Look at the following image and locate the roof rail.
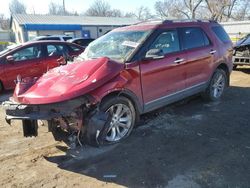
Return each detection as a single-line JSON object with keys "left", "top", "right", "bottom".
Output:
{"left": 163, "top": 19, "right": 218, "bottom": 24}
{"left": 134, "top": 19, "right": 218, "bottom": 26}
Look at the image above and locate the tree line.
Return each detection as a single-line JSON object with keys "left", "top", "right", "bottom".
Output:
{"left": 1, "top": 0, "right": 250, "bottom": 30}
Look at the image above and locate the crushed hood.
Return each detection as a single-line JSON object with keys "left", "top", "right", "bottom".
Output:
{"left": 13, "top": 57, "right": 124, "bottom": 104}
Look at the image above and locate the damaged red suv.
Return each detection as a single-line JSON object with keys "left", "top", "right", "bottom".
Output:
{"left": 4, "top": 20, "right": 233, "bottom": 146}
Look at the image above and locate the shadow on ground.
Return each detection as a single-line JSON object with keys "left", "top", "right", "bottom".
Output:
{"left": 234, "top": 66, "right": 250, "bottom": 74}
{"left": 45, "top": 85, "right": 250, "bottom": 188}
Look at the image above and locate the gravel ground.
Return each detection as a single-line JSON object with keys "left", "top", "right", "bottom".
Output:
{"left": 0, "top": 68, "right": 250, "bottom": 188}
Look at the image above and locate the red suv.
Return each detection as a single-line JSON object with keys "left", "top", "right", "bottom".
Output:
{"left": 4, "top": 20, "right": 233, "bottom": 146}
{"left": 0, "top": 41, "right": 84, "bottom": 92}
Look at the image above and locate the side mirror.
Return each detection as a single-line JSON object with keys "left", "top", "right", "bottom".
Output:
{"left": 145, "top": 49, "right": 164, "bottom": 60}
{"left": 6, "top": 55, "right": 14, "bottom": 63}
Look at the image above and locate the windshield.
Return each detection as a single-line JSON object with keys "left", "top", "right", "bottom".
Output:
{"left": 79, "top": 30, "right": 151, "bottom": 62}
{"left": 0, "top": 44, "right": 21, "bottom": 56}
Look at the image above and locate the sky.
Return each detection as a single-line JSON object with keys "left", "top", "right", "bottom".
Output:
{"left": 0, "top": 0, "right": 157, "bottom": 17}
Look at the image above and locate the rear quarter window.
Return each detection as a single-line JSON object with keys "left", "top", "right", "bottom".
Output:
{"left": 212, "top": 26, "right": 231, "bottom": 43}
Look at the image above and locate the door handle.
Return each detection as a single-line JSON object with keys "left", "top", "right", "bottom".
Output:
{"left": 210, "top": 50, "right": 216, "bottom": 55}
{"left": 174, "top": 58, "right": 184, "bottom": 64}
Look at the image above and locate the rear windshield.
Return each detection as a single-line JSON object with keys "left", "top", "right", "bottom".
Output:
{"left": 212, "top": 26, "right": 231, "bottom": 43}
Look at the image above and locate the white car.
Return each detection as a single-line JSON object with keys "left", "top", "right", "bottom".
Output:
{"left": 32, "top": 35, "right": 72, "bottom": 42}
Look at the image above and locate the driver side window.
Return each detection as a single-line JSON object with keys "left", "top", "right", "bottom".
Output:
{"left": 150, "top": 30, "right": 180, "bottom": 54}
{"left": 12, "top": 45, "right": 42, "bottom": 62}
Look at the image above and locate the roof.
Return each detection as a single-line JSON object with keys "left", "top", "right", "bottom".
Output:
{"left": 12, "top": 14, "right": 139, "bottom": 26}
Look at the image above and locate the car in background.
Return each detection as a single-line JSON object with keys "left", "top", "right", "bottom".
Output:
{"left": 32, "top": 35, "right": 73, "bottom": 41}
{"left": 0, "top": 41, "right": 84, "bottom": 92}
{"left": 67, "top": 38, "right": 95, "bottom": 48}
{"left": 233, "top": 34, "right": 250, "bottom": 69}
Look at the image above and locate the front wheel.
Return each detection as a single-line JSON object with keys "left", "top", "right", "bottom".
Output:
{"left": 0, "top": 81, "right": 3, "bottom": 93}
{"left": 202, "top": 69, "right": 227, "bottom": 101}
{"left": 99, "top": 96, "right": 136, "bottom": 144}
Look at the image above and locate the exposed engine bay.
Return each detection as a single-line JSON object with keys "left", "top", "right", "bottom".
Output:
{"left": 3, "top": 96, "right": 111, "bottom": 147}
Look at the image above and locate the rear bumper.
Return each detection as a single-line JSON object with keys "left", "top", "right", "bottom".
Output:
{"left": 3, "top": 96, "right": 89, "bottom": 121}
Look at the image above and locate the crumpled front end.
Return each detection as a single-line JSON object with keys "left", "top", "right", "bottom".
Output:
{"left": 3, "top": 95, "right": 110, "bottom": 147}
{"left": 3, "top": 57, "right": 124, "bottom": 147}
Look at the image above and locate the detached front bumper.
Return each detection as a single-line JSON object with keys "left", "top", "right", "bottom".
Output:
{"left": 3, "top": 96, "right": 90, "bottom": 121}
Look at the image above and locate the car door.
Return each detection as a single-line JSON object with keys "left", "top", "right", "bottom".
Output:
{"left": 139, "top": 29, "right": 187, "bottom": 111}
{"left": 3, "top": 44, "right": 43, "bottom": 89}
{"left": 179, "top": 27, "right": 215, "bottom": 88}
{"left": 43, "top": 43, "right": 66, "bottom": 71}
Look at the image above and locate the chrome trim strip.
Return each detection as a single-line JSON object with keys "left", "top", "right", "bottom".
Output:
{"left": 145, "top": 82, "right": 207, "bottom": 106}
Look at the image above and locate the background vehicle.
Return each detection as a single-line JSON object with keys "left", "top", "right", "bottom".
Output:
{"left": 4, "top": 19, "right": 233, "bottom": 147}
{"left": 0, "top": 41, "right": 84, "bottom": 92}
{"left": 233, "top": 34, "right": 250, "bottom": 69}
{"left": 32, "top": 35, "right": 73, "bottom": 41}
{"left": 67, "top": 38, "right": 95, "bottom": 48}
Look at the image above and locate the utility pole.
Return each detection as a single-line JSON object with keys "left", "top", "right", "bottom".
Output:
{"left": 63, "top": 0, "right": 65, "bottom": 14}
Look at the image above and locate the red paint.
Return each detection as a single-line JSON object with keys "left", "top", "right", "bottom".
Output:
{"left": 10, "top": 21, "right": 233, "bottom": 113}
{"left": 13, "top": 57, "right": 124, "bottom": 104}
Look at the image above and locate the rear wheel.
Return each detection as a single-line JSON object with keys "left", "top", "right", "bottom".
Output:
{"left": 99, "top": 96, "right": 136, "bottom": 144}
{"left": 202, "top": 69, "right": 227, "bottom": 101}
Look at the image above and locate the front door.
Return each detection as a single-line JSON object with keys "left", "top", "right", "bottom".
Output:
{"left": 139, "top": 29, "right": 187, "bottom": 111}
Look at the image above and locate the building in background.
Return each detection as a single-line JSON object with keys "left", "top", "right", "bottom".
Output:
{"left": 0, "top": 27, "right": 13, "bottom": 51}
{"left": 10, "top": 14, "right": 139, "bottom": 43}
{"left": 221, "top": 20, "right": 250, "bottom": 43}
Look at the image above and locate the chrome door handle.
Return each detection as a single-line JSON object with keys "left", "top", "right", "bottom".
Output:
{"left": 174, "top": 58, "right": 184, "bottom": 64}
{"left": 210, "top": 50, "right": 216, "bottom": 54}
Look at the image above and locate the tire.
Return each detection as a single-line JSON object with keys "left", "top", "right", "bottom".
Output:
{"left": 0, "top": 81, "right": 3, "bottom": 93}
{"left": 99, "top": 96, "right": 136, "bottom": 144}
{"left": 202, "top": 69, "right": 227, "bottom": 101}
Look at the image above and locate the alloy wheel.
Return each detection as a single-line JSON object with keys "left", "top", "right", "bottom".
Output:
{"left": 105, "top": 103, "right": 132, "bottom": 142}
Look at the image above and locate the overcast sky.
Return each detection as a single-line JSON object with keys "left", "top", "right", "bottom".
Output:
{"left": 0, "top": 0, "right": 156, "bottom": 17}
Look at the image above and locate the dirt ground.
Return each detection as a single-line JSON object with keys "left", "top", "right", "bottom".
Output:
{"left": 0, "top": 68, "right": 250, "bottom": 188}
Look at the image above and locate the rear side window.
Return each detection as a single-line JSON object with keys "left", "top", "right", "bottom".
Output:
{"left": 212, "top": 26, "right": 231, "bottom": 43}
{"left": 180, "top": 27, "right": 210, "bottom": 50}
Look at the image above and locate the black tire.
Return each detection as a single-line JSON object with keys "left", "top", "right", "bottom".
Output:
{"left": 202, "top": 69, "right": 227, "bottom": 101}
{"left": 98, "top": 96, "right": 136, "bottom": 144}
{"left": 0, "top": 81, "right": 3, "bottom": 93}
{"left": 233, "top": 65, "right": 237, "bottom": 70}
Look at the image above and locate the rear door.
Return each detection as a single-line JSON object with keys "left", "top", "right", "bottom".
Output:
{"left": 139, "top": 29, "right": 187, "bottom": 111}
{"left": 4, "top": 44, "right": 43, "bottom": 89}
{"left": 179, "top": 27, "right": 215, "bottom": 88}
